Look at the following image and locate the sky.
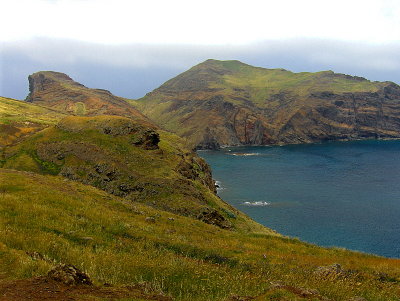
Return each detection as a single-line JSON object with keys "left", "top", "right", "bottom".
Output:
{"left": 1, "top": 0, "right": 399, "bottom": 100}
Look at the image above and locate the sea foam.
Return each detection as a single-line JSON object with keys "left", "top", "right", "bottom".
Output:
{"left": 243, "top": 201, "right": 271, "bottom": 206}
{"left": 230, "top": 153, "right": 260, "bottom": 156}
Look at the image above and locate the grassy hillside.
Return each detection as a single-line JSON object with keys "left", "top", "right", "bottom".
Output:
{"left": 1, "top": 114, "right": 269, "bottom": 233}
{"left": 132, "top": 59, "right": 400, "bottom": 149}
{"left": 1, "top": 168, "right": 400, "bottom": 300}
{"left": 0, "top": 96, "right": 66, "bottom": 148}
{"left": 145, "top": 59, "right": 384, "bottom": 106}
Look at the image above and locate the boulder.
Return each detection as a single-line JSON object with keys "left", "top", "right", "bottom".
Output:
{"left": 197, "top": 208, "right": 232, "bottom": 229}
{"left": 47, "top": 264, "right": 92, "bottom": 286}
{"left": 314, "top": 263, "right": 345, "bottom": 279}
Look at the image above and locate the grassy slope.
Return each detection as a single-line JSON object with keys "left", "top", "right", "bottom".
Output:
{"left": 133, "top": 59, "right": 385, "bottom": 109}
{"left": 1, "top": 168, "right": 400, "bottom": 300}
{"left": 0, "top": 96, "right": 66, "bottom": 148}
{"left": 208, "top": 60, "right": 383, "bottom": 104}
{"left": 1, "top": 114, "right": 268, "bottom": 233}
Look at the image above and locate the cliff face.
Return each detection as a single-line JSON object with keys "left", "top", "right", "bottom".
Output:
{"left": 134, "top": 60, "right": 400, "bottom": 149}
{"left": 276, "top": 86, "right": 400, "bottom": 144}
{"left": 26, "top": 71, "right": 149, "bottom": 123}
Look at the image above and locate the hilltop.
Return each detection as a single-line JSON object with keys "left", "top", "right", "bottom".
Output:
{"left": 133, "top": 59, "right": 400, "bottom": 149}
{"left": 26, "top": 71, "right": 150, "bottom": 123}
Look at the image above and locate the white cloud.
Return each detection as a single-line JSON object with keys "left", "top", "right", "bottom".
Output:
{"left": 2, "top": 0, "right": 399, "bottom": 45}
{"left": 4, "top": 37, "right": 400, "bottom": 73}
{"left": 2, "top": 37, "right": 400, "bottom": 100}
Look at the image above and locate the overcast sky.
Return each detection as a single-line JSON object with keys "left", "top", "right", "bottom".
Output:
{"left": 1, "top": 0, "right": 399, "bottom": 99}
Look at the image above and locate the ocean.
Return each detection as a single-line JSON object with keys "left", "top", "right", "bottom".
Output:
{"left": 199, "top": 140, "right": 400, "bottom": 258}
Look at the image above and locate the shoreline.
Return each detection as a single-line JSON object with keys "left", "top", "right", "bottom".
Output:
{"left": 197, "top": 137, "right": 400, "bottom": 152}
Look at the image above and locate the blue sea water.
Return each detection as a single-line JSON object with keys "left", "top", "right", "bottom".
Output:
{"left": 199, "top": 140, "right": 400, "bottom": 258}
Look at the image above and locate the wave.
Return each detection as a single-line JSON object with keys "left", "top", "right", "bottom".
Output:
{"left": 242, "top": 201, "right": 271, "bottom": 206}
{"left": 229, "top": 152, "right": 261, "bottom": 157}
{"left": 214, "top": 180, "right": 225, "bottom": 191}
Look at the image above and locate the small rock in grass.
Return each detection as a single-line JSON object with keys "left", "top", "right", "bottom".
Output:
{"left": 314, "top": 263, "right": 345, "bottom": 279}
{"left": 228, "top": 295, "right": 255, "bottom": 301}
{"left": 47, "top": 263, "right": 92, "bottom": 286}
{"left": 347, "top": 297, "right": 367, "bottom": 301}
{"left": 145, "top": 216, "right": 156, "bottom": 223}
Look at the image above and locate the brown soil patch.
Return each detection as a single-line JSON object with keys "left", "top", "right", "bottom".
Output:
{"left": 0, "top": 276, "right": 172, "bottom": 301}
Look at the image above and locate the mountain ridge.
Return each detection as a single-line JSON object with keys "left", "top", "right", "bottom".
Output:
{"left": 133, "top": 59, "right": 400, "bottom": 149}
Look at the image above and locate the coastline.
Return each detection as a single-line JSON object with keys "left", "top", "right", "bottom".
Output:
{"left": 197, "top": 137, "right": 400, "bottom": 151}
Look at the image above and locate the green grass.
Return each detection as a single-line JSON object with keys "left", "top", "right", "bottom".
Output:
{"left": 0, "top": 168, "right": 399, "bottom": 300}
{"left": 74, "top": 102, "right": 87, "bottom": 115}
{"left": 145, "top": 59, "right": 384, "bottom": 106}
{"left": 0, "top": 96, "right": 66, "bottom": 147}
{"left": 0, "top": 96, "right": 65, "bottom": 125}
{"left": 215, "top": 60, "right": 380, "bottom": 94}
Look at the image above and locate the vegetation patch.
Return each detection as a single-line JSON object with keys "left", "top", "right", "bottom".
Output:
{"left": 74, "top": 102, "right": 86, "bottom": 115}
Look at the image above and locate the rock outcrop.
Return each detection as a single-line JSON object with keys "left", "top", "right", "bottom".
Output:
{"left": 135, "top": 59, "right": 400, "bottom": 149}
{"left": 197, "top": 207, "right": 232, "bottom": 229}
{"left": 47, "top": 264, "right": 92, "bottom": 286}
{"left": 26, "top": 71, "right": 149, "bottom": 123}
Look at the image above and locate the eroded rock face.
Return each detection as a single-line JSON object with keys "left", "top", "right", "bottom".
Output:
{"left": 131, "top": 128, "right": 160, "bottom": 150}
{"left": 175, "top": 153, "right": 216, "bottom": 192}
{"left": 181, "top": 87, "right": 400, "bottom": 149}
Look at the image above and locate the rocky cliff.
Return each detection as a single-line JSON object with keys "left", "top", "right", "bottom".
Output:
{"left": 26, "top": 71, "right": 149, "bottom": 123}
{"left": 134, "top": 59, "right": 400, "bottom": 149}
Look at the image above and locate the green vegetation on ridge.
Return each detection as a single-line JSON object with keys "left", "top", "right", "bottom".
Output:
{"left": 139, "top": 59, "right": 384, "bottom": 106}
{"left": 208, "top": 60, "right": 383, "bottom": 103}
